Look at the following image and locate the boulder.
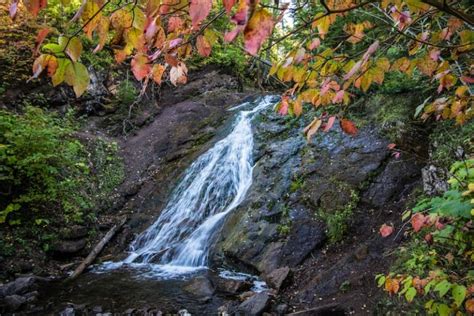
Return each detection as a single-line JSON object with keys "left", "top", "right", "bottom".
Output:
{"left": 60, "top": 225, "right": 88, "bottom": 240}
{"left": 0, "top": 276, "right": 38, "bottom": 297}
{"left": 52, "top": 239, "right": 86, "bottom": 254}
{"left": 237, "top": 292, "right": 270, "bottom": 316}
{"left": 263, "top": 267, "right": 290, "bottom": 291}
{"left": 215, "top": 278, "right": 252, "bottom": 295}
{"left": 184, "top": 276, "right": 215, "bottom": 299}
{"left": 3, "top": 294, "right": 26, "bottom": 311}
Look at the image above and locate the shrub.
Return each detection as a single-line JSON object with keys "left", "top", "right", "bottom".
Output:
{"left": 376, "top": 160, "right": 474, "bottom": 315}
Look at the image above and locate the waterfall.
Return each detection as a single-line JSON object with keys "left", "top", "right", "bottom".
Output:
{"left": 101, "top": 96, "right": 275, "bottom": 278}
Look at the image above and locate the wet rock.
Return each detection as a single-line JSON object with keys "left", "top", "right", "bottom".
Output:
{"left": 275, "top": 304, "right": 289, "bottom": 315}
{"left": 60, "top": 307, "right": 75, "bottom": 316}
{"left": 52, "top": 239, "right": 87, "bottom": 254}
{"left": 422, "top": 165, "right": 449, "bottom": 196}
{"left": 363, "top": 158, "right": 422, "bottom": 207}
{"left": 3, "top": 294, "right": 26, "bottom": 311}
{"left": 239, "top": 291, "right": 255, "bottom": 301}
{"left": 0, "top": 276, "right": 39, "bottom": 297}
{"left": 215, "top": 278, "right": 252, "bottom": 295}
{"left": 60, "top": 225, "right": 88, "bottom": 240}
{"left": 237, "top": 292, "right": 270, "bottom": 316}
{"left": 263, "top": 267, "right": 290, "bottom": 291}
{"left": 218, "top": 301, "right": 240, "bottom": 315}
{"left": 184, "top": 276, "right": 215, "bottom": 299}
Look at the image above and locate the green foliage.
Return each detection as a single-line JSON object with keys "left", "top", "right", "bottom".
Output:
{"left": 378, "top": 71, "right": 426, "bottom": 95}
{"left": 429, "top": 120, "right": 474, "bottom": 169}
{"left": 290, "top": 177, "right": 305, "bottom": 193}
{"left": 189, "top": 43, "right": 248, "bottom": 77}
{"left": 377, "top": 160, "right": 474, "bottom": 315}
{"left": 318, "top": 189, "right": 359, "bottom": 243}
{"left": 115, "top": 79, "right": 139, "bottom": 107}
{"left": 0, "top": 107, "right": 124, "bottom": 227}
{"left": 0, "top": 107, "right": 89, "bottom": 224}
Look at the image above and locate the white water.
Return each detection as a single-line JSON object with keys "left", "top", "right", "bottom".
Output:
{"left": 99, "top": 96, "right": 274, "bottom": 278}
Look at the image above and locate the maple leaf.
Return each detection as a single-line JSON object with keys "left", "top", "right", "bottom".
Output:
{"left": 170, "top": 62, "right": 188, "bottom": 86}
{"left": 379, "top": 224, "right": 394, "bottom": 237}
{"left": 196, "top": 35, "right": 211, "bottom": 57}
{"left": 411, "top": 213, "right": 426, "bottom": 232}
{"left": 340, "top": 119, "right": 358, "bottom": 136}
{"left": 243, "top": 8, "right": 274, "bottom": 55}
{"left": 189, "top": 0, "right": 212, "bottom": 29}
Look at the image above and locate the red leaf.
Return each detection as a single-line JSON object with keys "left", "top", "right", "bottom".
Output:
{"left": 26, "top": 0, "right": 47, "bottom": 17}
{"left": 308, "top": 38, "right": 320, "bottom": 50}
{"left": 224, "top": 25, "right": 244, "bottom": 42}
{"left": 277, "top": 96, "right": 289, "bottom": 115}
{"left": 323, "top": 116, "right": 336, "bottom": 132}
{"left": 196, "top": 35, "right": 211, "bottom": 57}
{"left": 189, "top": 0, "right": 212, "bottom": 29}
{"left": 461, "top": 76, "right": 474, "bottom": 84}
{"left": 34, "top": 28, "right": 50, "bottom": 56}
{"left": 379, "top": 224, "right": 394, "bottom": 237}
{"left": 424, "top": 233, "right": 433, "bottom": 243}
{"left": 387, "top": 143, "right": 396, "bottom": 150}
{"left": 340, "top": 119, "right": 358, "bottom": 136}
{"left": 223, "top": 0, "right": 236, "bottom": 14}
{"left": 164, "top": 54, "right": 179, "bottom": 67}
{"left": 243, "top": 8, "right": 274, "bottom": 55}
{"left": 411, "top": 213, "right": 426, "bottom": 232}
{"left": 168, "top": 16, "right": 183, "bottom": 33}
{"left": 131, "top": 54, "right": 151, "bottom": 81}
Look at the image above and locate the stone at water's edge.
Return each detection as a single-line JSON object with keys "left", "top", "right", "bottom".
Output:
{"left": 237, "top": 292, "right": 270, "bottom": 315}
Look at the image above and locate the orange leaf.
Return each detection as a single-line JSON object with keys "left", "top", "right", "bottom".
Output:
{"left": 164, "top": 54, "right": 179, "bottom": 67}
{"left": 340, "top": 119, "right": 358, "bottom": 136}
{"left": 131, "top": 54, "right": 151, "bottom": 81}
{"left": 196, "top": 35, "right": 211, "bottom": 57}
{"left": 379, "top": 224, "right": 394, "bottom": 237}
{"left": 411, "top": 213, "right": 426, "bottom": 232}
{"left": 293, "top": 99, "right": 302, "bottom": 117}
{"left": 304, "top": 118, "right": 322, "bottom": 141}
{"left": 387, "top": 143, "right": 396, "bottom": 150}
{"left": 34, "top": 28, "right": 50, "bottom": 56}
{"left": 466, "top": 299, "right": 474, "bottom": 313}
{"left": 151, "top": 64, "right": 166, "bottom": 85}
{"left": 384, "top": 277, "right": 400, "bottom": 295}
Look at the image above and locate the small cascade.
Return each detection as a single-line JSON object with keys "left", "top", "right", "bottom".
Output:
{"left": 101, "top": 96, "right": 275, "bottom": 277}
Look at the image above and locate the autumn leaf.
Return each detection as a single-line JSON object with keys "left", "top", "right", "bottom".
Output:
{"left": 93, "top": 17, "right": 110, "bottom": 53}
{"left": 340, "top": 119, "right": 358, "bottom": 136}
{"left": 9, "top": 0, "right": 19, "bottom": 19}
{"left": 189, "top": 0, "right": 212, "bottom": 29}
{"left": 34, "top": 28, "right": 50, "bottom": 56}
{"left": 31, "top": 54, "right": 58, "bottom": 79}
{"left": 196, "top": 35, "right": 211, "bottom": 57}
{"left": 323, "top": 116, "right": 336, "bottom": 132}
{"left": 304, "top": 117, "right": 322, "bottom": 141}
{"left": 308, "top": 38, "right": 321, "bottom": 50}
{"left": 411, "top": 213, "right": 426, "bottom": 232}
{"left": 277, "top": 96, "right": 290, "bottom": 115}
{"left": 131, "top": 54, "right": 151, "bottom": 81}
{"left": 244, "top": 8, "right": 274, "bottom": 55}
{"left": 379, "top": 224, "right": 394, "bottom": 237}
{"left": 384, "top": 277, "right": 400, "bottom": 295}
{"left": 65, "top": 37, "right": 83, "bottom": 62}
{"left": 151, "top": 64, "right": 166, "bottom": 85}
{"left": 170, "top": 62, "right": 188, "bottom": 86}
{"left": 25, "top": 0, "right": 47, "bottom": 17}
{"left": 466, "top": 299, "right": 474, "bottom": 313}
{"left": 223, "top": 0, "right": 236, "bottom": 14}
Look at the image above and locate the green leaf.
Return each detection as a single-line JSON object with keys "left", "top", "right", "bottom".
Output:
{"left": 434, "top": 279, "right": 452, "bottom": 298}
{"left": 436, "top": 303, "right": 451, "bottom": 316}
{"left": 405, "top": 287, "right": 416, "bottom": 302}
{"left": 376, "top": 275, "right": 386, "bottom": 287}
{"left": 64, "top": 62, "right": 90, "bottom": 97}
{"left": 451, "top": 284, "right": 466, "bottom": 307}
{"left": 52, "top": 58, "right": 71, "bottom": 87}
{"left": 65, "top": 37, "right": 83, "bottom": 62}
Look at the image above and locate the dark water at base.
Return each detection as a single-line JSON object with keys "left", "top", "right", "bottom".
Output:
{"left": 37, "top": 269, "right": 228, "bottom": 314}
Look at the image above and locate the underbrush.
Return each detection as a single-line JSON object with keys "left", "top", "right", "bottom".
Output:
{"left": 376, "top": 159, "right": 474, "bottom": 315}
{"left": 0, "top": 106, "right": 124, "bottom": 253}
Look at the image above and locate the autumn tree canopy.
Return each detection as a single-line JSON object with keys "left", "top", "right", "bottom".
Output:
{"left": 7, "top": 0, "right": 473, "bottom": 134}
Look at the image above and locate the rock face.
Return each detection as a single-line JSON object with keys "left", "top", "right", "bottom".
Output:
{"left": 213, "top": 108, "right": 424, "bottom": 278}
{"left": 237, "top": 292, "right": 270, "bottom": 316}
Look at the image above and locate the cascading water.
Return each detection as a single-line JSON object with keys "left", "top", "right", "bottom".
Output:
{"left": 100, "top": 96, "right": 275, "bottom": 278}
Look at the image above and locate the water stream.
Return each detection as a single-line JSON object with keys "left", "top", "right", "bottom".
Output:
{"left": 99, "top": 96, "right": 275, "bottom": 278}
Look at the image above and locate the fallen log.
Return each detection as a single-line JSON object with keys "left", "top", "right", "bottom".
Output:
{"left": 68, "top": 217, "right": 127, "bottom": 280}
